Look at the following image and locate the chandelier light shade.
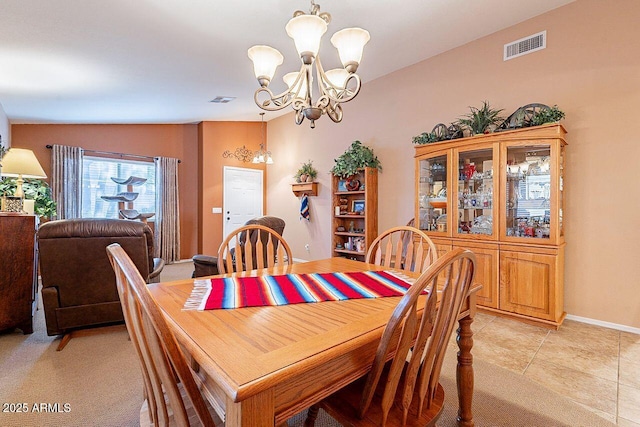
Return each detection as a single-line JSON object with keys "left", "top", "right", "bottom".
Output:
{"left": 325, "top": 68, "right": 349, "bottom": 89}
{"left": 248, "top": 0, "right": 370, "bottom": 128}
{"left": 247, "top": 45, "right": 284, "bottom": 87}
{"left": 330, "top": 28, "right": 371, "bottom": 73}
{"left": 285, "top": 15, "right": 327, "bottom": 62}
{"left": 283, "top": 71, "right": 312, "bottom": 99}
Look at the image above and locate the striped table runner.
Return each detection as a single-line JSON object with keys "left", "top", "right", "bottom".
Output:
{"left": 183, "top": 270, "right": 417, "bottom": 310}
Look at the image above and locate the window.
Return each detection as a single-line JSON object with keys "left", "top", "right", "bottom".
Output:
{"left": 81, "top": 156, "right": 156, "bottom": 220}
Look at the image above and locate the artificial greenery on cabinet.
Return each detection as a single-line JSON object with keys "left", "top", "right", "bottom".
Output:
{"left": 411, "top": 102, "right": 565, "bottom": 145}
{"left": 531, "top": 105, "right": 565, "bottom": 126}
{"left": 457, "top": 101, "right": 504, "bottom": 135}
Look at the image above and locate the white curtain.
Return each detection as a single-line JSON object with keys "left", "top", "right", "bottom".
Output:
{"left": 51, "top": 144, "right": 82, "bottom": 219}
{"left": 155, "top": 157, "right": 180, "bottom": 263}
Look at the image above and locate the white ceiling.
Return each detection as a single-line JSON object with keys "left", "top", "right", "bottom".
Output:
{"left": 0, "top": 0, "right": 575, "bottom": 124}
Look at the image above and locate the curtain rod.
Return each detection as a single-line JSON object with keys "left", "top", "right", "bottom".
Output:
{"left": 45, "top": 145, "right": 181, "bottom": 163}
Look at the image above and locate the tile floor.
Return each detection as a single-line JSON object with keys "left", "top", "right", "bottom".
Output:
{"left": 468, "top": 312, "right": 640, "bottom": 426}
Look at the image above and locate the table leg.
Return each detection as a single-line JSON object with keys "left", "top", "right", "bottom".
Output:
{"left": 456, "top": 315, "right": 474, "bottom": 427}
{"left": 225, "top": 389, "right": 275, "bottom": 426}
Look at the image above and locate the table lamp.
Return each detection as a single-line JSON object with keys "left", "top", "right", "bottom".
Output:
{"left": 0, "top": 148, "right": 47, "bottom": 198}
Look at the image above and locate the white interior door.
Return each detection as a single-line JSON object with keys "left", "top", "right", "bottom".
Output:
{"left": 223, "top": 166, "right": 263, "bottom": 241}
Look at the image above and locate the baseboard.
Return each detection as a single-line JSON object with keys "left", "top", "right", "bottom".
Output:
{"left": 172, "top": 259, "right": 194, "bottom": 264}
{"left": 292, "top": 257, "right": 308, "bottom": 263}
{"left": 566, "top": 314, "right": 640, "bottom": 335}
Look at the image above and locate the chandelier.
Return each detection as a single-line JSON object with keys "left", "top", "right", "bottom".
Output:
{"left": 252, "top": 113, "right": 273, "bottom": 164}
{"left": 252, "top": 144, "right": 273, "bottom": 164}
{"left": 248, "top": 0, "right": 370, "bottom": 129}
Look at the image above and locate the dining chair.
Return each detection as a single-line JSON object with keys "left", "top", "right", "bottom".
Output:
{"left": 305, "top": 247, "right": 476, "bottom": 427}
{"left": 106, "top": 243, "right": 222, "bottom": 427}
{"left": 366, "top": 225, "right": 438, "bottom": 273}
{"left": 217, "top": 223, "right": 293, "bottom": 274}
{"left": 192, "top": 216, "right": 286, "bottom": 277}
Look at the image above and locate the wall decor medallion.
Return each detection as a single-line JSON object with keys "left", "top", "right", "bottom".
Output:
{"left": 222, "top": 145, "right": 254, "bottom": 163}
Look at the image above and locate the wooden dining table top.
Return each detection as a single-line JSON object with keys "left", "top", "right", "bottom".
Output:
{"left": 147, "top": 257, "right": 478, "bottom": 426}
{"left": 148, "top": 257, "right": 408, "bottom": 395}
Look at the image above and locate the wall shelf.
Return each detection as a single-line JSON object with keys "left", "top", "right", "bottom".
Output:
{"left": 291, "top": 182, "right": 318, "bottom": 197}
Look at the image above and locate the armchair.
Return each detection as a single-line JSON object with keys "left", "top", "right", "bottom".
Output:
{"left": 37, "top": 218, "right": 165, "bottom": 346}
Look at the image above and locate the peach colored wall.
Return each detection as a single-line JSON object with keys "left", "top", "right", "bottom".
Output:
{"left": 198, "top": 121, "right": 266, "bottom": 256}
{"left": 10, "top": 124, "right": 199, "bottom": 260}
{"left": 267, "top": 0, "right": 640, "bottom": 328}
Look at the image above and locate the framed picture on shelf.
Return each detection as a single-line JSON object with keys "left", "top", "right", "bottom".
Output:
{"left": 338, "top": 180, "right": 347, "bottom": 192}
{"left": 352, "top": 199, "right": 365, "bottom": 213}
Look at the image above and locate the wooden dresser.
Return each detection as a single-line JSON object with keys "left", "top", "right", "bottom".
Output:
{"left": 0, "top": 213, "right": 38, "bottom": 334}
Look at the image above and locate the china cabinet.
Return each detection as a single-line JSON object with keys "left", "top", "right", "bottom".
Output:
{"left": 332, "top": 167, "right": 378, "bottom": 260}
{"left": 414, "top": 124, "right": 566, "bottom": 327}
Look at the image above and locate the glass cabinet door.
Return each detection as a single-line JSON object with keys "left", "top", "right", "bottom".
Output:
{"left": 455, "top": 147, "right": 496, "bottom": 238}
{"left": 417, "top": 153, "right": 448, "bottom": 233}
{"left": 504, "top": 144, "right": 552, "bottom": 240}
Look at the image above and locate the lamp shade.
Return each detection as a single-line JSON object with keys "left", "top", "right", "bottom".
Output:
{"left": 248, "top": 45, "right": 284, "bottom": 85}
{"left": 325, "top": 68, "right": 349, "bottom": 89}
{"left": 285, "top": 14, "right": 327, "bottom": 60}
{"left": 283, "top": 71, "right": 312, "bottom": 99}
{"left": 0, "top": 148, "right": 47, "bottom": 179}
{"left": 331, "top": 27, "right": 370, "bottom": 72}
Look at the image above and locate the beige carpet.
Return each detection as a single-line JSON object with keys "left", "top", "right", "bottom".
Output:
{"left": 0, "top": 261, "right": 615, "bottom": 427}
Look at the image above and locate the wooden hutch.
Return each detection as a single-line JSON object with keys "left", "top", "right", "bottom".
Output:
{"left": 415, "top": 124, "right": 567, "bottom": 328}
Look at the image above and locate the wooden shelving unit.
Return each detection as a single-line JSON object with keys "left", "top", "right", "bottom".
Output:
{"left": 331, "top": 167, "right": 378, "bottom": 260}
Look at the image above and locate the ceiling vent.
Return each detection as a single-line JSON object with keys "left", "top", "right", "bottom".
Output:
{"left": 209, "top": 96, "right": 236, "bottom": 103}
{"left": 504, "top": 31, "right": 546, "bottom": 61}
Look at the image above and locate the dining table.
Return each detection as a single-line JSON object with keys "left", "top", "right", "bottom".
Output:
{"left": 147, "top": 257, "right": 478, "bottom": 427}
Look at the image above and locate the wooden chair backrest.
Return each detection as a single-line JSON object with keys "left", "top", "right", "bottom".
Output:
{"left": 359, "top": 247, "right": 475, "bottom": 426}
{"left": 106, "top": 243, "right": 217, "bottom": 427}
{"left": 366, "top": 226, "right": 438, "bottom": 273}
{"left": 217, "top": 224, "right": 293, "bottom": 274}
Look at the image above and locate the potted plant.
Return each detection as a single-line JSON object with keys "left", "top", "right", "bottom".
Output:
{"left": 412, "top": 131, "right": 439, "bottom": 145}
{"left": 294, "top": 160, "right": 318, "bottom": 183}
{"left": 330, "top": 140, "right": 382, "bottom": 179}
{"left": 457, "top": 101, "right": 504, "bottom": 135}
{"left": 531, "top": 105, "right": 565, "bottom": 126}
{"left": 0, "top": 177, "right": 57, "bottom": 219}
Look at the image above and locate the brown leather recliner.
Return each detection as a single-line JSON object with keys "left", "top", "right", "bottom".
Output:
{"left": 192, "top": 216, "right": 286, "bottom": 277}
{"left": 37, "top": 218, "right": 165, "bottom": 336}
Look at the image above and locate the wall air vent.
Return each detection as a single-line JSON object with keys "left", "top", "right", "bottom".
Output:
{"left": 504, "top": 31, "right": 546, "bottom": 61}
{"left": 209, "top": 96, "right": 236, "bottom": 103}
